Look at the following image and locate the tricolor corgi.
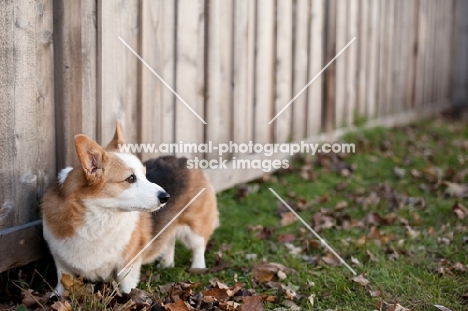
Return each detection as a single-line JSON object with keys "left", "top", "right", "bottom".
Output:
{"left": 42, "top": 121, "right": 219, "bottom": 295}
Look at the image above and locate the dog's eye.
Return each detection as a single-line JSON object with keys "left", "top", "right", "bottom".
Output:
{"left": 125, "top": 174, "right": 137, "bottom": 183}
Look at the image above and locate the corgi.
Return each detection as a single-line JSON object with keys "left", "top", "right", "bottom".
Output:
{"left": 42, "top": 121, "right": 219, "bottom": 295}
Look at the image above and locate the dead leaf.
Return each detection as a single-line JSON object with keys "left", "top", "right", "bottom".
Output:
{"left": 434, "top": 305, "right": 453, "bottom": 311}
{"left": 452, "top": 202, "right": 468, "bottom": 219}
{"left": 164, "top": 300, "right": 190, "bottom": 311}
{"left": 351, "top": 273, "right": 370, "bottom": 287}
{"left": 443, "top": 181, "right": 468, "bottom": 197}
{"left": 51, "top": 301, "right": 72, "bottom": 311}
{"left": 280, "top": 212, "right": 297, "bottom": 226}
{"left": 240, "top": 296, "right": 264, "bottom": 311}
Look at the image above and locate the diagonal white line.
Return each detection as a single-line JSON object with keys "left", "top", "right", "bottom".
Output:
{"left": 118, "top": 36, "right": 207, "bottom": 125}
{"left": 269, "top": 188, "right": 357, "bottom": 276}
{"left": 117, "top": 188, "right": 206, "bottom": 277}
{"left": 268, "top": 37, "right": 357, "bottom": 125}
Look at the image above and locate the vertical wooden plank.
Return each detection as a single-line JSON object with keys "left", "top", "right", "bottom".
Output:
{"left": 232, "top": 0, "right": 254, "bottom": 148}
{"left": 357, "top": 0, "right": 369, "bottom": 117}
{"left": 206, "top": 0, "right": 233, "bottom": 159}
{"left": 140, "top": 0, "right": 162, "bottom": 161}
{"left": 424, "top": 0, "right": 434, "bottom": 106}
{"left": 0, "top": 0, "right": 55, "bottom": 230}
{"left": 393, "top": 0, "right": 403, "bottom": 113}
{"left": 99, "top": 1, "right": 140, "bottom": 146}
{"left": 254, "top": 0, "right": 275, "bottom": 143}
{"left": 161, "top": 1, "right": 176, "bottom": 154}
{"left": 405, "top": 0, "right": 417, "bottom": 109}
{"left": 307, "top": 0, "right": 324, "bottom": 135}
{"left": 324, "top": 0, "right": 336, "bottom": 132}
{"left": 414, "top": 0, "right": 426, "bottom": 109}
{"left": 140, "top": 1, "right": 176, "bottom": 160}
{"left": 384, "top": 0, "right": 395, "bottom": 115}
{"left": 275, "top": 0, "right": 293, "bottom": 142}
{"left": 334, "top": 0, "right": 347, "bottom": 128}
{"left": 366, "top": 0, "right": 379, "bottom": 118}
{"left": 292, "top": 0, "right": 309, "bottom": 140}
{"left": 345, "top": 0, "right": 358, "bottom": 126}
{"left": 377, "top": 0, "right": 386, "bottom": 116}
{"left": 176, "top": 0, "right": 205, "bottom": 158}
{"left": 35, "top": 0, "right": 56, "bottom": 195}
{"left": 205, "top": 0, "right": 220, "bottom": 159}
{"left": 81, "top": 0, "right": 97, "bottom": 139}
{"left": 443, "top": 0, "right": 455, "bottom": 99}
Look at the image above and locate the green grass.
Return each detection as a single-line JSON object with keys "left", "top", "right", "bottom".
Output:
{"left": 140, "top": 117, "right": 468, "bottom": 310}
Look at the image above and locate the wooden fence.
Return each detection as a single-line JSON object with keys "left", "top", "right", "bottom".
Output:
{"left": 0, "top": 0, "right": 467, "bottom": 272}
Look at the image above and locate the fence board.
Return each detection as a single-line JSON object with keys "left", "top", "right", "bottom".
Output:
{"left": 357, "top": 0, "right": 369, "bottom": 117}
{"left": 307, "top": 0, "right": 324, "bottom": 135}
{"left": 140, "top": 0, "right": 163, "bottom": 161}
{"left": 405, "top": 0, "right": 417, "bottom": 109}
{"left": 254, "top": 0, "right": 275, "bottom": 144}
{"left": 274, "top": 0, "right": 293, "bottom": 143}
{"left": 176, "top": 0, "right": 205, "bottom": 158}
{"left": 99, "top": 1, "right": 140, "bottom": 146}
{"left": 335, "top": 0, "right": 347, "bottom": 128}
{"left": 205, "top": 0, "right": 220, "bottom": 159}
{"left": 292, "top": 0, "right": 309, "bottom": 140}
{"left": 0, "top": 0, "right": 55, "bottom": 232}
{"left": 345, "top": 0, "right": 358, "bottom": 126}
{"left": 366, "top": 0, "right": 379, "bottom": 118}
{"left": 232, "top": 0, "right": 254, "bottom": 149}
{"left": 324, "top": 0, "right": 336, "bottom": 132}
{"left": 81, "top": 0, "right": 98, "bottom": 140}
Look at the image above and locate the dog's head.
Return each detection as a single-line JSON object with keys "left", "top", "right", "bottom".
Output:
{"left": 73, "top": 121, "right": 169, "bottom": 212}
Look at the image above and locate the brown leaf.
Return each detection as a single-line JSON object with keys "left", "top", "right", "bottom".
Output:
{"left": 202, "top": 287, "right": 229, "bottom": 301}
{"left": 452, "top": 202, "right": 468, "bottom": 219}
{"left": 252, "top": 263, "right": 291, "bottom": 283}
{"left": 443, "top": 181, "right": 468, "bottom": 198}
{"left": 164, "top": 300, "right": 190, "bottom": 311}
{"left": 280, "top": 212, "right": 297, "bottom": 226}
{"left": 240, "top": 296, "right": 265, "bottom": 311}
{"left": 351, "top": 273, "right": 370, "bottom": 287}
{"left": 128, "top": 288, "right": 152, "bottom": 308}
{"left": 321, "top": 253, "right": 340, "bottom": 267}
{"left": 51, "top": 301, "right": 72, "bottom": 311}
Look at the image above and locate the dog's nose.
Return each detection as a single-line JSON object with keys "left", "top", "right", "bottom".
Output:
{"left": 158, "top": 191, "right": 170, "bottom": 204}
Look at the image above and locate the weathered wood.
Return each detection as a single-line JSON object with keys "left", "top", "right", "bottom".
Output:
{"left": 357, "top": 0, "right": 369, "bottom": 117}
{"left": 0, "top": 0, "right": 55, "bottom": 233}
{"left": 334, "top": 0, "right": 347, "bottom": 128}
{"left": 160, "top": 0, "right": 176, "bottom": 154}
{"left": 0, "top": 220, "right": 44, "bottom": 273}
{"left": 274, "top": 0, "right": 293, "bottom": 143}
{"left": 175, "top": 0, "right": 205, "bottom": 158}
{"left": 206, "top": 0, "right": 234, "bottom": 160}
{"left": 324, "top": 0, "right": 337, "bottom": 132}
{"left": 366, "top": 0, "right": 380, "bottom": 118}
{"left": 98, "top": 0, "right": 140, "bottom": 147}
{"left": 307, "top": 0, "right": 325, "bottom": 135}
{"left": 345, "top": 0, "right": 358, "bottom": 126}
{"left": 414, "top": 0, "right": 426, "bottom": 108}
{"left": 405, "top": 0, "right": 418, "bottom": 109}
{"left": 292, "top": 0, "right": 309, "bottom": 140}
{"left": 384, "top": 0, "right": 395, "bottom": 115}
{"left": 81, "top": 0, "right": 98, "bottom": 140}
{"left": 232, "top": 0, "right": 254, "bottom": 150}
{"left": 254, "top": 0, "right": 275, "bottom": 144}
{"left": 140, "top": 0, "right": 163, "bottom": 161}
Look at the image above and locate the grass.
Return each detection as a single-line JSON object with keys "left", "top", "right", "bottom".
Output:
{"left": 2, "top": 115, "right": 467, "bottom": 310}
{"left": 142, "top": 117, "right": 468, "bottom": 310}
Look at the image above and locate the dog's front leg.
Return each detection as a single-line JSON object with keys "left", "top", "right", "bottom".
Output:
{"left": 51, "top": 261, "right": 75, "bottom": 298}
{"left": 117, "top": 258, "right": 142, "bottom": 294}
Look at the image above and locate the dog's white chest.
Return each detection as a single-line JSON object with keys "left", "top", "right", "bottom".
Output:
{"left": 44, "top": 210, "right": 140, "bottom": 281}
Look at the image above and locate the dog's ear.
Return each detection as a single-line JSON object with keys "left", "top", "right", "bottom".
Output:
{"left": 75, "top": 135, "right": 106, "bottom": 185}
{"left": 106, "top": 120, "right": 125, "bottom": 151}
